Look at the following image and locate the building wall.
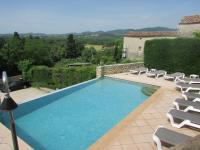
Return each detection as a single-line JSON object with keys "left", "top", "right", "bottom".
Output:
{"left": 123, "top": 37, "right": 176, "bottom": 59}
{"left": 178, "top": 24, "right": 200, "bottom": 37}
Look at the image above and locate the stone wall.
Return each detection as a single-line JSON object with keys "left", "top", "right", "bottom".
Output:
{"left": 96, "top": 62, "right": 144, "bottom": 77}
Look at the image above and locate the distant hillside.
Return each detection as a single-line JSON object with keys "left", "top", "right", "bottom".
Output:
{"left": 136, "top": 27, "right": 176, "bottom": 32}
{"left": 102, "top": 27, "right": 176, "bottom": 36}
{"left": 76, "top": 27, "right": 176, "bottom": 37}
{"left": 0, "top": 27, "right": 176, "bottom": 38}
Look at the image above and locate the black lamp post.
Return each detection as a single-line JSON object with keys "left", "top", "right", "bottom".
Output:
{"left": 0, "top": 71, "right": 19, "bottom": 150}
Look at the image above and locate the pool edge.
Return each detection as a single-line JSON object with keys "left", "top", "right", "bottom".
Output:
{"left": 19, "top": 77, "right": 100, "bottom": 104}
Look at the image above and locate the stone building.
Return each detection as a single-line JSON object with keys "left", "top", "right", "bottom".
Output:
{"left": 123, "top": 31, "right": 177, "bottom": 58}
{"left": 123, "top": 14, "right": 200, "bottom": 59}
{"left": 177, "top": 15, "right": 200, "bottom": 37}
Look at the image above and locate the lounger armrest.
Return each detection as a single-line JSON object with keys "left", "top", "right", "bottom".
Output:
{"left": 181, "top": 92, "right": 188, "bottom": 100}
{"left": 175, "top": 78, "right": 181, "bottom": 82}
{"left": 153, "top": 126, "right": 164, "bottom": 150}
{"left": 193, "top": 98, "right": 200, "bottom": 102}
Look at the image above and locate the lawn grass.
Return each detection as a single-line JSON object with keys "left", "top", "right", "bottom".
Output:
{"left": 85, "top": 44, "right": 103, "bottom": 51}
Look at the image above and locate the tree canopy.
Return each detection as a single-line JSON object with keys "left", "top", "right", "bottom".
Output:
{"left": 0, "top": 32, "right": 123, "bottom": 76}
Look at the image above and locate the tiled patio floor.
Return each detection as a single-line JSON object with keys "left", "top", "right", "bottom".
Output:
{"left": 0, "top": 123, "right": 33, "bottom": 150}
{"left": 90, "top": 73, "right": 200, "bottom": 150}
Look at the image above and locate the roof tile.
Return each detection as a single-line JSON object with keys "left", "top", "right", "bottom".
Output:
{"left": 180, "top": 15, "right": 200, "bottom": 24}
{"left": 124, "top": 31, "right": 177, "bottom": 37}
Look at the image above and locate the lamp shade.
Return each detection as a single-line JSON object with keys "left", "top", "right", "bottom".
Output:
{"left": 0, "top": 94, "right": 18, "bottom": 111}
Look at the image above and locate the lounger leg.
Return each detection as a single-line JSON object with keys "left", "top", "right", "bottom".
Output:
{"left": 181, "top": 93, "right": 188, "bottom": 100}
{"left": 173, "top": 102, "right": 180, "bottom": 110}
{"left": 194, "top": 98, "right": 200, "bottom": 102}
{"left": 153, "top": 134, "right": 162, "bottom": 150}
{"left": 185, "top": 88, "right": 190, "bottom": 92}
{"left": 181, "top": 88, "right": 184, "bottom": 92}
{"left": 175, "top": 77, "right": 180, "bottom": 82}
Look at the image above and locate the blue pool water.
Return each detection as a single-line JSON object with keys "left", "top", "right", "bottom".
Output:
{"left": 2, "top": 77, "right": 150, "bottom": 150}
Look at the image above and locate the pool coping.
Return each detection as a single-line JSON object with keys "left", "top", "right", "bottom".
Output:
{"left": 18, "top": 77, "right": 100, "bottom": 104}
{"left": 104, "top": 76, "right": 160, "bottom": 88}
{"left": 88, "top": 77, "right": 164, "bottom": 150}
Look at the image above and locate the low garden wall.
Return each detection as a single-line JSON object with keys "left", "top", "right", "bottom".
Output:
{"left": 0, "top": 75, "right": 22, "bottom": 84}
{"left": 96, "top": 62, "right": 144, "bottom": 77}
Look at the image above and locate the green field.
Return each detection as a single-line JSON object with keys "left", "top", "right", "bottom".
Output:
{"left": 85, "top": 44, "right": 103, "bottom": 51}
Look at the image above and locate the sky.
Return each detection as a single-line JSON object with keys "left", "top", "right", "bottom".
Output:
{"left": 0, "top": 0, "right": 199, "bottom": 34}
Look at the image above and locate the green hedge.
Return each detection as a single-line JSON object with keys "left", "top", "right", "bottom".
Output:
{"left": 144, "top": 38, "right": 200, "bottom": 75}
{"left": 29, "top": 65, "right": 96, "bottom": 89}
{"left": 29, "top": 66, "right": 51, "bottom": 82}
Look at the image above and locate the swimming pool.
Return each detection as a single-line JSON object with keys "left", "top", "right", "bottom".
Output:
{"left": 2, "top": 77, "right": 152, "bottom": 150}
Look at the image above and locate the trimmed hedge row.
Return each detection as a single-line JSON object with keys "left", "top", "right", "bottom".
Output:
{"left": 144, "top": 38, "right": 200, "bottom": 75}
{"left": 28, "top": 65, "right": 96, "bottom": 89}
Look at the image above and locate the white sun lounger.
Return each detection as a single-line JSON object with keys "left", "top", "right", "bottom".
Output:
{"left": 164, "top": 72, "right": 185, "bottom": 81}
{"left": 129, "top": 67, "right": 148, "bottom": 75}
{"left": 173, "top": 98, "right": 200, "bottom": 113}
{"left": 146, "top": 69, "right": 157, "bottom": 77}
{"left": 176, "top": 77, "right": 200, "bottom": 84}
{"left": 167, "top": 109, "right": 200, "bottom": 129}
{"left": 182, "top": 92, "right": 200, "bottom": 102}
{"left": 146, "top": 70, "right": 166, "bottom": 78}
{"left": 176, "top": 82, "right": 200, "bottom": 92}
{"left": 153, "top": 126, "right": 191, "bottom": 150}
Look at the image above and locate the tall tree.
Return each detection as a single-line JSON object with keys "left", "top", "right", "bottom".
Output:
{"left": 65, "top": 34, "right": 77, "bottom": 58}
{"left": 49, "top": 45, "right": 65, "bottom": 62}
{"left": 114, "top": 41, "right": 122, "bottom": 63}
{"left": 76, "top": 41, "right": 84, "bottom": 57}
{"left": 6, "top": 32, "right": 25, "bottom": 74}
{"left": 24, "top": 36, "right": 51, "bottom": 66}
{"left": 0, "top": 37, "right": 5, "bottom": 49}
{"left": 17, "top": 59, "right": 32, "bottom": 81}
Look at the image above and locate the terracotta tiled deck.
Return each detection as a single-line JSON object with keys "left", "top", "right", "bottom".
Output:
{"left": 89, "top": 73, "right": 200, "bottom": 150}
